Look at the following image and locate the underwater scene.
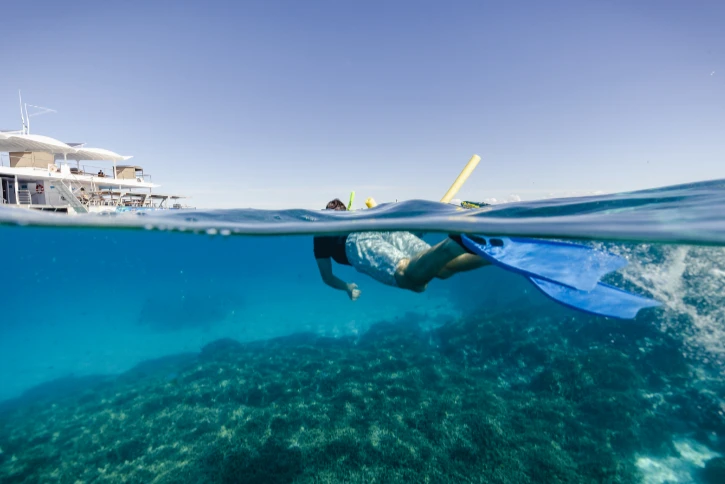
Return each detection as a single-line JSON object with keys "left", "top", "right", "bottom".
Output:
{"left": 1, "top": 180, "right": 725, "bottom": 484}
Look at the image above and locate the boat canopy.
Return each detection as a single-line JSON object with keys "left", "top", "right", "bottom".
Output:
{"left": 0, "top": 132, "right": 131, "bottom": 161}
{"left": 0, "top": 133, "right": 76, "bottom": 154}
{"left": 97, "top": 189, "right": 144, "bottom": 196}
{"left": 148, "top": 194, "right": 186, "bottom": 199}
{"left": 58, "top": 147, "right": 132, "bottom": 162}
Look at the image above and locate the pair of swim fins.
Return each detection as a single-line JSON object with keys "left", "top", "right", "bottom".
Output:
{"left": 459, "top": 235, "right": 661, "bottom": 319}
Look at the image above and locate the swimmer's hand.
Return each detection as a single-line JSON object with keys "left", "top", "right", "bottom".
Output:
{"left": 346, "top": 283, "right": 361, "bottom": 301}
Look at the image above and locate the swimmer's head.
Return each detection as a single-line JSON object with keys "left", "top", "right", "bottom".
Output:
{"left": 325, "top": 199, "right": 347, "bottom": 211}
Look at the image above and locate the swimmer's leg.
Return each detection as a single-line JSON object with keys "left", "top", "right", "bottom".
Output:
{"left": 394, "top": 238, "right": 468, "bottom": 290}
{"left": 436, "top": 253, "right": 489, "bottom": 279}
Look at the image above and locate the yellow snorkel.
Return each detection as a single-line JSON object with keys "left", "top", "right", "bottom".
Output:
{"left": 440, "top": 154, "right": 481, "bottom": 203}
{"left": 347, "top": 191, "right": 355, "bottom": 210}
{"left": 362, "top": 154, "right": 481, "bottom": 209}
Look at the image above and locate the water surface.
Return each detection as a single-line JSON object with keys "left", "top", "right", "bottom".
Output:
{"left": 1, "top": 180, "right": 724, "bottom": 483}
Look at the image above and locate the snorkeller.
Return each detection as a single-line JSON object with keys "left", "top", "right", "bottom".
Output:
{"left": 313, "top": 199, "right": 487, "bottom": 300}
{"left": 311, "top": 153, "right": 660, "bottom": 318}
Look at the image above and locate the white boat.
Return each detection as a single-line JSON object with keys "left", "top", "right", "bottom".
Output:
{"left": 0, "top": 128, "right": 190, "bottom": 215}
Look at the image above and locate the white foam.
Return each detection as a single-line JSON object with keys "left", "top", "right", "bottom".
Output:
{"left": 615, "top": 244, "right": 725, "bottom": 363}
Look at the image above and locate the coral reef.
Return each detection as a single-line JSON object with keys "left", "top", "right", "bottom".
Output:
{"left": 1, "top": 308, "right": 722, "bottom": 483}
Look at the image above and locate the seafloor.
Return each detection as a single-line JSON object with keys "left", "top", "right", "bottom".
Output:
{"left": 1, "top": 308, "right": 724, "bottom": 483}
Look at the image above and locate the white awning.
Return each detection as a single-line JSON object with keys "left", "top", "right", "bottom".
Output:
{"left": 148, "top": 194, "right": 186, "bottom": 199}
{"left": 59, "top": 147, "right": 132, "bottom": 162}
{"left": 0, "top": 133, "right": 76, "bottom": 154}
{"left": 0, "top": 133, "right": 132, "bottom": 162}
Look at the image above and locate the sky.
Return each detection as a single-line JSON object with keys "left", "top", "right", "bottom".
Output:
{"left": 0, "top": 0, "right": 723, "bottom": 209}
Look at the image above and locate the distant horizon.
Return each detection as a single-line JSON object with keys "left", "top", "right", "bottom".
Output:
{"left": 1, "top": 0, "right": 723, "bottom": 209}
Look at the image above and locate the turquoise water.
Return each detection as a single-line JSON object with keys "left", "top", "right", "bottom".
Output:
{"left": 1, "top": 180, "right": 724, "bottom": 483}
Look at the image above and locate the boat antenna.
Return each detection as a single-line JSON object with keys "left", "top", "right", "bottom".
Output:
{"left": 19, "top": 90, "right": 27, "bottom": 134}
{"left": 24, "top": 103, "right": 30, "bottom": 134}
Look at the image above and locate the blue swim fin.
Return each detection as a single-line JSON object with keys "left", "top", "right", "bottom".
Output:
{"left": 461, "top": 235, "right": 628, "bottom": 291}
{"left": 529, "top": 277, "right": 662, "bottom": 319}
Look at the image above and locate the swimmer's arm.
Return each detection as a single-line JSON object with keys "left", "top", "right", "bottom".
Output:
{"left": 316, "top": 258, "right": 360, "bottom": 300}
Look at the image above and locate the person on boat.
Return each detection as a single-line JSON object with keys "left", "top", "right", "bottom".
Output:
{"left": 97, "top": 170, "right": 105, "bottom": 177}
{"left": 314, "top": 199, "right": 487, "bottom": 300}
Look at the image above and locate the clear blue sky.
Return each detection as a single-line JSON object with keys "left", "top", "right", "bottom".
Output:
{"left": 1, "top": 0, "right": 723, "bottom": 208}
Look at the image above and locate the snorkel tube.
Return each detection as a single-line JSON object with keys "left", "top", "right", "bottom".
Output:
{"left": 362, "top": 154, "right": 481, "bottom": 209}
{"left": 440, "top": 154, "right": 481, "bottom": 203}
{"left": 348, "top": 191, "right": 355, "bottom": 210}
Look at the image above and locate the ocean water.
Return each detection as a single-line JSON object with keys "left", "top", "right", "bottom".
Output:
{"left": 0, "top": 179, "right": 724, "bottom": 483}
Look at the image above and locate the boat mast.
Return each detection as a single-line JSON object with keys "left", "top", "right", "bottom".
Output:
{"left": 19, "top": 91, "right": 27, "bottom": 134}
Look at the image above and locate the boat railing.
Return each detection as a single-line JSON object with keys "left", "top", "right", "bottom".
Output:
{"left": 56, "top": 161, "right": 116, "bottom": 179}
{"left": 0, "top": 162, "right": 54, "bottom": 173}
{"left": 87, "top": 198, "right": 119, "bottom": 207}
{"left": 0, "top": 158, "right": 153, "bottom": 186}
